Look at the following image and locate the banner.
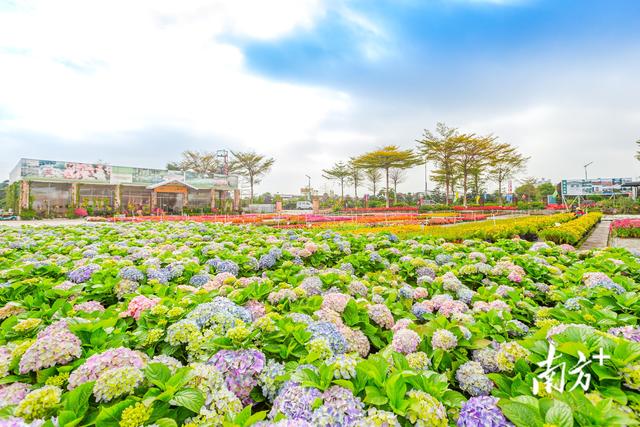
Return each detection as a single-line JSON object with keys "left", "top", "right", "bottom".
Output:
{"left": 561, "top": 178, "right": 632, "bottom": 196}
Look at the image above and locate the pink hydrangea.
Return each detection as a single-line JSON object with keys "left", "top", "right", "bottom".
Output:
{"left": 392, "top": 318, "right": 413, "bottom": 332}
{"left": 68, "top": 347, "right": 147, "bottom": 389}
{"left": 245, "top": 300, "right": 266, "bottom": 320}
{"left": 507, "top": 271, "right": 522, "bottom": 283}
{"left": 0, "top": 382, "right": 30, "bottom": 407}
{"left": 73, "top": 301, "right": 105, "bottom": 313}
{"left": 19, "top": 321, "right": 82, "bottom": 374}
{"left": 304, "top": 242, "right": 318, "bottom": 254}
{"left": 368, "top": 304, "right": 394, "bottom": 329}
{"left": 120, "top": 295, "right": 160, "bottom": 320}
{"left": 392, "top": 329, "right": 421, "bottom": 354}
{"left": 413, "top": 288, "right": 429, "bottom": 300}
{"left": 321, "top": 292, "right": 351, "bottom": 313}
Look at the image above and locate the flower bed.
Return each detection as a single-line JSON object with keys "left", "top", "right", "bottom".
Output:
{"left": 453, "top": 205, "right": 517, "bottom": 211}
{"left": 341, "top": 206, "right": 418, "bottom": 213}
{"left": 538, "top": 212, "right": 603, "bottom": 245}
{"left": 1, "top": 222, "right": 640, "bottom": 427}
{"left": 611, "top": 218, "right": 640, "bottom": 238}
{"left": 349, "top": 213, "right": 574, "bottom": 241}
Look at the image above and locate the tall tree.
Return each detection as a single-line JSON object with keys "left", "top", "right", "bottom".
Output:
{"left": 488, "top": 143, "right": 529, "bottom": 204}
{"left": 537, "top": 182, "right": 556, "bottom": 199}
{"left": 389, "top": 168, "right": 407, "bottom": 204}
{"left": 322, "top": 161, "right": 350, "bottom": 203}
{"left": 354, "top": 145, "right": 421, "bottom": 208}
{"left": 364, "top": 168, "right": 382, "bottom": 197}
{"left": 229, "top": 151, "right": 275, "bottom": 203}
{"left": 167, "top": 150, "right": 218, "bottom": 176}
{"left": 515, "top": 177, "right": 540, "bottom": 202}
{"left": 455, "top": 133, "right": 498, "bottom": 206}
{"left": 347, "top": 159, "right": 364, "bottom": 207}
{"left": 417, "top": 123, "right": 463, "bottom": 205}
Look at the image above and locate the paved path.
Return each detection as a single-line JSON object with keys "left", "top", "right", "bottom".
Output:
{"left": 580, "top": 220, "right": 611, "bottom": 250}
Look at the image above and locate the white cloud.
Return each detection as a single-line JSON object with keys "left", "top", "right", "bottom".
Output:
{"left": 0, "top": 0, "right": 349, "bottom": 143}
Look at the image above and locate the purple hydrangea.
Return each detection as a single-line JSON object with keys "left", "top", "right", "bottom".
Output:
{"left": 208, "top": 349, "right": 266, "bottom": 404}
{"left": 269, "top": 383, "right": 322, "bottom": 421}
{"left": 311, "top": 385, "right": 365, "bottom": 426}
{"left": 68, "top": 264, "right": 100, "bottom": 283}
{"left": 457, "top": 396, "right": 513, "bottom": 427}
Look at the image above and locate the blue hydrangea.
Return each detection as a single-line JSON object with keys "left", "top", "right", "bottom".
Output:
{"left": 215, "top": 260, "right": 239, "bottom": 276}
{"left": 187, "top": 297, "right": 252, "bottom": 329}
{"left": 147, "top": 268, "right": 170, "bottom": 284}
{"left": 118, "top": 266, "right": 144, "bottom": 282}
{"left": 189, "top": 274, "right": 211, "bottom": 287}
{"left": 435, "top": 254, "right": 452, "bottom": 265}
{"left": 307, "top": 322, "right": 347, "bottom": 354}
{"left": 259, "top": 254, "right": 277, "bottom": 270}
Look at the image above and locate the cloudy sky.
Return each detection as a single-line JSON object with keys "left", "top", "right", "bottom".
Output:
{"left": 1, "top": 0, "right": 639, "bottom": 195}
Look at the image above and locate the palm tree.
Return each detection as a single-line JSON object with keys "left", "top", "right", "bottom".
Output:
{"left": 322, "top": 161, "right": 350, "bottom": 203}
{"left": 347, "top": 159, "right": 364, "bottom": 207}
{"left": 229, "top": 151, "right": 275, "bottom": 203}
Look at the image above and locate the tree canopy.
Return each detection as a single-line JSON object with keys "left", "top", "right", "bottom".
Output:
{"left": 229, "top": 151, "right": 275, "bottom": 203}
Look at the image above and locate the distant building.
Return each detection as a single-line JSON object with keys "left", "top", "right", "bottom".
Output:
{"left": 9, "top": 158, "right": 240, "bottom": 215}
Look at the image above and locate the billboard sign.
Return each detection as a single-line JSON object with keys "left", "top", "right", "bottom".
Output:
{"left": 22, "top": 159, "right": 112, "bottom": 182}
{"left": 561, "top": 178, "right": 633, "bottom": 196}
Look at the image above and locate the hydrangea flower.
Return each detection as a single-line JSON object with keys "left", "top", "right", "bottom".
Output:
{"left": 0, "top": 382, "right": 30, "bottom": 407}
{"left": 326, "top": 353, "right": 359, "bottom": 379}
{"left": 431, "top": 329, "right": 458, "bottom": 351}
{"left": 269, "top": 383, "right": 322, "bottom": 421}
{"left": 609, "top": 325, "right": 640, "bottom": 342}
{"left": 68, "top": 347, "right": 146, "bottom": 389}
{"left": 307, "top": 322, "right": 348, "bottom": 354}
{"left": 14, "top": 385, "right": 62, "bottom": 422}
{"left": 19, "top": 321, "right": 82, "bottom": 374}
{"left": 258, "top": 359, "right": 286, "bottom": 402}
{"left": 311, "top": 385, "right": 364, "bottom": 426}
{"left": 457, "top": 396, "right": 514, "bottom": 427}
{"left": 93, "top": 366, "right": 144, "bottom": 402}
{"left": 120, "top": 295, "right": 160, "bottom": 320}
{"left": 406, "top": 390, "right": 447, "bottom": 427}
{"left": 495, "top": 342, "right": 530, "bottom": 372}
{"left": 455, "top": 361, "right": 493, "bottom": 396}
{"left": 68, "top": 264, "right": 100, "bottom": 283}
{"left": 118, "top": 266, "right": 144, "bottom": 282}
{"left": 392, "top": 329, "right": 421, "bottom": 354}
{"left": 367, "top": 304, "right": 394, "bottom": 329}
{"left": 73, "top": 301, "right": 105, "bottom": 313}
{"left": 208, "top": 349, "right": 265, "bottom": 404}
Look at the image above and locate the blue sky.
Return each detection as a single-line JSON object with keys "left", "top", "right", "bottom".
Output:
{"left": 1, "top": 0, "right": 639, "bottom": 195}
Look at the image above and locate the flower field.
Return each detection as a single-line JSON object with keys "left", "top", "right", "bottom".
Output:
{"left": 611, "top": 219, "right": 640, "bottom": 239}
{"left": 1, "top": 221, "right": 640, "bottom": 427}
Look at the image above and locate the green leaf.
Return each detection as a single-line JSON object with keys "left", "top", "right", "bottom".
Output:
{"left": 499, "top": 399, "right": 544, "bottom": 427}
{"left": 62, "top": 381, "right": 95, "bottom": 416}
{"left": 170, "top": 388, "right": 205, "bottom": 413}
{"left": 246, "top": 411, "right": 268, "bottom": 426}
{"left": 153, "top": 419, "right": 178, "bottom": 427}
{"left": 545, "top": 400, "right": 573, "bottom": 427}
{"left": 95, "top": 400, "right": 134, "bottom": 427}
{"left": 145, "top": 363, "right": 172, "bottom": 390}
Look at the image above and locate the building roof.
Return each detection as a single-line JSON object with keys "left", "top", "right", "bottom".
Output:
{"left": 146, "top": 179, "right": 198, "bottom": 190}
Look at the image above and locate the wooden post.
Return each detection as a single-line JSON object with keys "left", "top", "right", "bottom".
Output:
{"left": 210, "top": 188, "right": 217, "bottom": 212}
{"left": 114, "top": 184, "right": 121, "bottom": 211}
{"left": 233, "top": 189, "right": 240, "bottom": 211}
{"left": 275, "top": 200, "right": 283, "bottom": 212}
{"left": 151, "top": 191, "right": 157, "bottom": 213}
{"left": 312, "top": 196, "right": 320, "bottom": 214}
{"left": 19, "top": 180, "right": 30, "bottom": 213}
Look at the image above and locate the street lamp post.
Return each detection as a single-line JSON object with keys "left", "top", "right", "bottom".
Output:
{"left": 305, "top": 175, "right": 311, "bottom": 201}
{"left": 584, "top": 162, "right": 593, "bottom": 181}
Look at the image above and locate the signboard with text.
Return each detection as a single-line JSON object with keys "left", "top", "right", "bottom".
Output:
{"left": 561, "top": 178, "right": 632, "bottom": 196}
